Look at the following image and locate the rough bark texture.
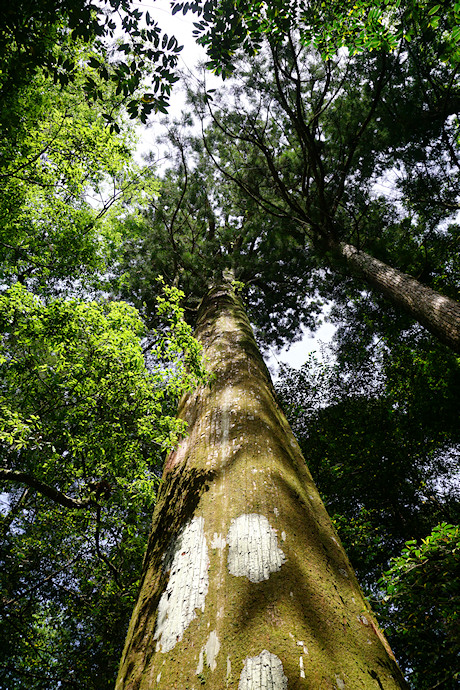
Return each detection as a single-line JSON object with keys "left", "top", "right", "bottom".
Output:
{"left": 116, "top": 284, "right": 408, "bottom": 690}
{"left": 337, "top": 242, "right": 460, "bottom": 353}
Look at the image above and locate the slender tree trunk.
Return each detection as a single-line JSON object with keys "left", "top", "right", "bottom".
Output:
{"left": 334, "top": 241, "right": 460, "bottom": 353}
{"left": 116, "top": 283, "right": 407, "bottom": 689}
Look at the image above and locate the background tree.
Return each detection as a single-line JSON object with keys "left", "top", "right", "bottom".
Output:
{"left": 185, "top": 33, "right": 460, "bottom": 350}
{"left": 379, "top": 522, "right": 460, "bottom": 689}
{"left": 0, "top": 0, "right": 182, "bottom": 124}
{"left": 0, "top": 51, "right": 154, "bottom": 294}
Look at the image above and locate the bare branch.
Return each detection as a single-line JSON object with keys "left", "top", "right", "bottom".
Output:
{"left": 0, "top": 469, "right": 91, "bottom": 509}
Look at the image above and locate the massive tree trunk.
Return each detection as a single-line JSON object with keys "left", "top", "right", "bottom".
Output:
{"left": 116, "top": 283, "right": 407, "bottom": 689}
{"left": 334, "top": 241, "right": 460, "bottom": 353}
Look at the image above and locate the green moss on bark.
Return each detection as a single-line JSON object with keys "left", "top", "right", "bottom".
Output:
{"left": 117, "top": 283, "right": 408, "bottom": 690}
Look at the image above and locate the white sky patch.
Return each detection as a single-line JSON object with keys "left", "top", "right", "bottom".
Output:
{"left": 238, "top": 650, "right": 288, "bottom": 690}
{"left": 267, "top": 305, "right": 336, "bottom": 380}
{"left": 227, "top": 513, "right": 286, "bottom": 583}
{"left": 154, "top": 516, "right": 209, "bottom": 653}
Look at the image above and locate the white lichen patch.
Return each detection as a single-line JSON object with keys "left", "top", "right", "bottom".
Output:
{"left": 196, "top": 649, "right": 204, "bottom": 675}
{"left": 154, "top": 516, "right": 209, "bottom": 653}
{"left": 227, "top": 514, "right": 286, "bottom": 583}
{"left": 202, "top": 630, "right": 220, "bottom": 671}
{"left": 211, "top": 532, "right": 227, "bottom": 549}
{"left": 299, "top": 655, "right": 305, "bottom": 679}
{"left": 335, "top": 675, "right": 346, "bottom": 689}
{"left": 238, "top": 650, "right": 288, "bottom": 689}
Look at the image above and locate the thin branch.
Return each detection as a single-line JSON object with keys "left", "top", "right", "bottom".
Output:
{"left": 0, "top": 109, "right": 70, "bottom": 181}
{"left": 332, "top": 53, "right": 389, "bottom": 215}
{"left": 0, "top": 469, "right": 91, "bottom": 509}
{"left": 94, "top": 503, "right": 122, "bottom": 587}
{"left": 3, "top": 556, "right": 79, "bottom": 607}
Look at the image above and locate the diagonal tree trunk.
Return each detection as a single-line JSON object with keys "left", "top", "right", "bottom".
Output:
{"left": 116, "top": 283, "right": 408, "bottom": 689}
{"left": 332, "top": 241, "right": 460, "bottom": 353}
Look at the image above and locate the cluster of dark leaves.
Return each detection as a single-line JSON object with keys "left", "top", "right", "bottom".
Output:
{"left": 276, "top": 322, "right": 460, "bottom": 686}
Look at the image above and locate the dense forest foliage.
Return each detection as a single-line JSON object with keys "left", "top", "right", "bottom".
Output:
{"left": 0, "top": 1, "right": 459, "bottom": 688}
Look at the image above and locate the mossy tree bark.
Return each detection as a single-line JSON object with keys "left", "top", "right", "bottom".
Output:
{"left": 333, "top": 242, "right": 460, "bottom": 353}
{"left": 116, "top": 283, "right": 408, "bottom": 689}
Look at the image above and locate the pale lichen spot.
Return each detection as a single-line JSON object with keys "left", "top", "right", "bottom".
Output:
{"left": 227, "top": 514, "right": 286, "bottom": 583}
{"left": 196, "top": 649, "right": 204, "bottom": 675}
{"left": 273, "top": 507, "right": 279, "bottom": 517}
{"left": 335, "top": 675, "right": 346, "bottom": 689}
{"left": 227, "top": 656, "right": 232, "bottom": 679}
{"left": 154, "top": 516, "right": 209, "bottom": 653}
{"left": 238, "top": 650, "right": 288, "bottom": 690}
{"left": 156, "top": 673, "right": 161, "bottom": 683}
{"left": 204, "top": 630, "right": 220, "bottom": 671}
{"left": 339, "top": 567, "right": 349, "bottom": 578}
{"left": 281, "top": 531, "right": 286, "bottom": 541}
{"left": 299, "top": 655, "right": 305, "bottom": 679}
{"left": 211, "top": 532, "right": 227, "bottom": 549}
{"left": 357, "top": 615, "right": 369, "bottom": 626}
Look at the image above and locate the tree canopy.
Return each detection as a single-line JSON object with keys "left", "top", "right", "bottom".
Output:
{"left": 174, "top": 0, "right": 460, "bottom": 74}
{"left": 0, "top": 0, "right": 182, "bottom": 122}
{"left": 0, "top": 282, "right": 205, "bottom": 689}
{"left": 0, "top": 3, "right": 206, "bottom": 685}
